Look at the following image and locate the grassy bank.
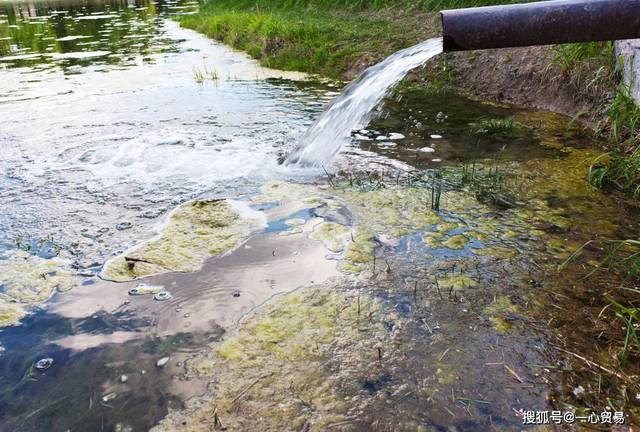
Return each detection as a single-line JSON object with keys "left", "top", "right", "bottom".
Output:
{"left": 179, "top": 1, "right": 426, "bottom": 78}
{"left": 179, "top": 0, "right": 533, "bottom": 78}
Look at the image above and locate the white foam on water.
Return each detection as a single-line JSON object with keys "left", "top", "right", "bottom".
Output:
{"left": 49, "top": 51, "right": 111, "bottom": 59}
{"left": 286, "top": 37, "right": 443, "bottom": 168}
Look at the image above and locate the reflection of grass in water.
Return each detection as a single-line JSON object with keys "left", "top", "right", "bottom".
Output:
{"left": 563, "top": 239, "right": 640, "bottom": 366}
{"left": 193, "top": 62, "right": 219, "bottom": 84}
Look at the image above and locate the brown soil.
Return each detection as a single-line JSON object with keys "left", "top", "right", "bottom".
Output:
{"left": 343, "top": 11, "right": 608, "bottom": 126}
{"left": 438, "top": 46, "right": 604, "bottom": 121}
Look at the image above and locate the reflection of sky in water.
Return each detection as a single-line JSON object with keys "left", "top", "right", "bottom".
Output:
{"left": 0, "top": 0, "right": 197, "bottom": 71}
{"left": 0, "top": 0, "right": 337, "bottom": 267}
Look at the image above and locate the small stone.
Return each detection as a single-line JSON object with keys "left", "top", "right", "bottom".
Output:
{"left": 388, "top": 132, "right": 405, "bottom": 140}
{"left": 153, "top": 291, "right": 172, "bottom": 301}
{"left": 120, "top": 374, "right": 128, "bottom": 383}
{"left": 115, "top": 222, "right": 133, "bottom": 231}
{"left": 418, "top": 146, "right": 435, "bottom": 153}
{"left": 573, "top": 385, "right": 585, "bottom": 397}
{"left": 232, "top": 290, "right": 240, "bottom": 298}
{"left": 156, "top": 357, "right": 170, "bottom": 368}
{"left": 35, "top": 357, "right": 53, "bottom": 371}
{"left": 353, "top": 134, "right": 372, "bottom": 141}
{"left": 430, "top": 134, "right": 443, "bottom": 139}
{"left": 102, "top": 392, "right": 117, "bottom": 402}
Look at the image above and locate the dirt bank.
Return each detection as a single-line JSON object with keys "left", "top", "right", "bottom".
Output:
{"left": 432, "top": 46, "right": 606, "bottom": 121}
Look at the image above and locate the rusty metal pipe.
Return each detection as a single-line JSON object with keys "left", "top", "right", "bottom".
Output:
{"left": 441, "top": 0, "right": 640, "bottom": 52}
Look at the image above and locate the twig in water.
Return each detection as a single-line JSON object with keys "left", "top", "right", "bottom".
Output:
{"left": 322, "top": 165, "right": 335, "bottom": 188}
{"left": 504, "top": 364, "right": 524, "bottom": 383}
{"left": 439, "top": 347, "right": 452, "bottom": 361}
{"left": 213, "top": 405, "right": 224, "bottom": 430}
{"left": 435, "top": 276, "right": 443, "bottom": 300}
{"left": 231, "top": 373, "right": 271, "bottom": 406}
{"left": 552, "top": 345, "right": 630, "bottom": 382}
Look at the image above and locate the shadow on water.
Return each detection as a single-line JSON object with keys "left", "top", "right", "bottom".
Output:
{"left": 0, "top": 309, "right": 224, "bottom": 431}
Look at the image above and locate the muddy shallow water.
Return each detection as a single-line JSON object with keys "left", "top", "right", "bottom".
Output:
{"left": 2, "top": 1, "right": 640, "bottom": 431}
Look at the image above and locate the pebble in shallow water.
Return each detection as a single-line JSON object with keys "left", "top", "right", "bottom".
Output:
{"left": 153, "top": 291, "right": 172, "bottom": 301}
{"left": 115, "top": 221, "right": 132, "bottom": 231}
{"left": 34, "top": 357, "right": 53, "bottom": 371}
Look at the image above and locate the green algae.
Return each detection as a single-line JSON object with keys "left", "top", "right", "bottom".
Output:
{"left": 0, "top": 251, "right": 79, "bottom": 327}
{"left": 0, "top": 251, "right": 79, "bottom": 302}
{"left": 335, "top": 185, "right": 442, "bottom": 235}
{"left": 438, "top": 275, "right": 478, "bottom": 291}
{"left": 0, "top": 298, "right": 26, "bottom": 328}
{"left": 423, "top": 231, "right": 443, "bottom": 248}
{"left": 187, "top": 355, "right": 217, "bottom": 377}
{"left": 309, "top": 221, "right": 350, "bottom": 252}
{"left": 484, "top": 296, "right": 518, "bottom": 315}
{"left": 484, "top": 296, "right": 519, "bottom": 333}
{"left": 344, "top": 228, "right": 375, "bottom": 263}
{"left": 489, "top": 316, "right": 512, "bottom": 333}
{"left": 254, "top": 180, "right": 325, "bottom": 206}
{"left": 442, "top": 234, "right": 469, "bottom": 250}
{"left": 156, "top": 286, "right": 392, "bottom": 431}
{"left": 101, "top": 199, "right": 256, "bottom": 281}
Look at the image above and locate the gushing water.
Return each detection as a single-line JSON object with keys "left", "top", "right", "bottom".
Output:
{"left": 286, "top": 37, "right": 443, "bottom": 167}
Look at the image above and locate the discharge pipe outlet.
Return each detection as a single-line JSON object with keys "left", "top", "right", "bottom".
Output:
{"left": 441, "top": 0, "right": 640, "bottom": 52}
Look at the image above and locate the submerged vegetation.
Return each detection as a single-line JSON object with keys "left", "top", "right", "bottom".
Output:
{"left": 101, "top": 199, "right": 261, "bottom": 281}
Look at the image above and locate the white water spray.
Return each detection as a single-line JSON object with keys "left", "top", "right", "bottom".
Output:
{"left": 286, "top": 37, "right": 443, "bottom": 167}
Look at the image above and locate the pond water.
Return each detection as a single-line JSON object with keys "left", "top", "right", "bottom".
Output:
{"left": 0, "top": 0, "right": 336, "bottom": 266}
{"left": 2, "top": 0, "right": 640, "bottom": 431}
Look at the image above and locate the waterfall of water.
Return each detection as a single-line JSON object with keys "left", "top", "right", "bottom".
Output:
{"left": 285, "top": 37, "right": 443, "bottom": 168}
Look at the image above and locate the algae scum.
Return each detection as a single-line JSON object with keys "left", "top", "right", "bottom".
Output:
{"left": 2, "top": 2, "right": 640, "bottom": 430}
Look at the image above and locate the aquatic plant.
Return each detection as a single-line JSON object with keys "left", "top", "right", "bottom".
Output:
{"left": 0, "top": 251, "right": 79, "bottom": 327}
{"left": 155, "top": 286, "right": 395, "bottom": 431}
{"left": 193, "top": 62, "right": 220, "bottom": 83}
{"left": 101, "top": 199, "right": 260, "bottom": 281}
{"left": 608, "top": 299, "right": 640, "bottom": 366}
{"left": 469, "top": 117, "right": 517, "bottom": 136}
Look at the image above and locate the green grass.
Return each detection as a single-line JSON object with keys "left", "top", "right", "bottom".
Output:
{"left": 469, "top": 117, "right": 518, "bottom": 136}
{"left": 179, "top": 0, "right": 537, "bottom": 78}
{"left": 198, "top": 0, "right": 535, "bottom": 12}
{"left": 588, "top": 86, "right": 640, "bottom": 196}
{"left": 553, "top": 41, "right": 616, "bottom": 94}
{"left": 180, "top": 3, "right": 419, "bottom": 78}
